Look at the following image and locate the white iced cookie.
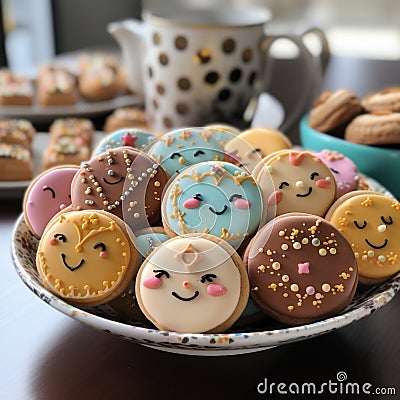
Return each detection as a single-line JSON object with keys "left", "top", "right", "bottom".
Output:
{"left": 135, "top": 234, "right": 249, "bottom": 333}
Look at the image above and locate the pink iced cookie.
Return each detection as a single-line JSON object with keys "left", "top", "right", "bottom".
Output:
{"left": 23, "top": 165, "right": 79, "bottom": 237}
{"left": 314, "top": 150, "right": 359, "bottom": 198}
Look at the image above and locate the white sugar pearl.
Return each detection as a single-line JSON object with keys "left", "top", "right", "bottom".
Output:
{"left": 378, "top": 224, "right": 386, "bottom": 232}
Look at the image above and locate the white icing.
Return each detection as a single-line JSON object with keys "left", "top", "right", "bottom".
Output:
{"left": 138, "top": 236, "right": 242, "bottom": 333}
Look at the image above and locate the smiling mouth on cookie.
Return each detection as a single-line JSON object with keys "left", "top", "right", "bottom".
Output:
{"left": 365, "top": 238, "right": 388, "bottom": 249}
{"left": 102, "top": 176, "right": 124, "bottom": 185}
{"left": 296, "top": 187, "right": 312, "bottom": 197}
{"left": 209, "top": 205, "right": 228, "bottom": 215}
{"left": 61, "top": 253, "right": 85, "bottom": 271}
{"left": 171, "top": 291, "right": 200, "bottom": 301}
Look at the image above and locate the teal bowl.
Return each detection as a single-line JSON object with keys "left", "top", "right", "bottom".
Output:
{"left": 299, "top": 115, "right": 400, "bottom": 199}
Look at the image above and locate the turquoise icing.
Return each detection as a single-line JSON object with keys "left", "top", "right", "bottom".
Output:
{"left": 163, "top": 161, "right": 263, "bottom": 249}
{"left": 148, "top": 127, "right": 226, "bottom": 177}
{"left": 93, "top": 128, "right": 156, "bottom": 155}
{"left": 135, "top": 231, "right": 169, "bottom": 267}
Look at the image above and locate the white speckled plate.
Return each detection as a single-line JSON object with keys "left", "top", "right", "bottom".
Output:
{"left": 11, "top": 177, "right": 400, "bottom": 356}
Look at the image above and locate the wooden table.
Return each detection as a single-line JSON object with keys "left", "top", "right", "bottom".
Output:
{"left": 1, "top": 55, "right": 400, "bottom": 400}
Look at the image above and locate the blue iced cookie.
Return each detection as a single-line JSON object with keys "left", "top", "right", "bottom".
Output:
{"left": 162, "top": 161, "right": 263, "bottom": 249}
{"left": 93, "top": 128, "right": 156, "bottom": 155}
{"left": 147, "top": 127, "right": 226, "bottom": 177}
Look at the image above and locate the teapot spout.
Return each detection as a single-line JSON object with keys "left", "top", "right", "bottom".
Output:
{"left": 107, "top": 19, "right": 146, "bottom": 96}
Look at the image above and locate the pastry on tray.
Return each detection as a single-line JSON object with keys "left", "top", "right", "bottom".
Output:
{"left": 37, "top": 65, "right": 78, "bottom": 107}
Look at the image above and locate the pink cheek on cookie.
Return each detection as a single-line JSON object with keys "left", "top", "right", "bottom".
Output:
{"left": 268, "top": 190, "right": 283, "bottom": 206}
{"left": 143, "top": 276, "right": 162, "bottom": 289}
{"left": 234, "top": 198, "right": 251, "bottom": 210}
{"left": 207, "top": 283, "right": 227, "bottom": 296}
{"left": 99, "top": 251, "right": 107, "bottom": 259}
{"left": 49, "top": 238, "right": 58, "bottom": 246}
{"left": 183, "top": 198, "right": 200, "bottom": 209}
{"left": 315, "top": 178, "right": 331, "bottom": 189}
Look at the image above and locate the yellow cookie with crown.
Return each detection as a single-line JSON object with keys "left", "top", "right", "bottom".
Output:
{"left": 36, "top": 209, "right": 139, "bottom": 306}
{"left": 326, "top": 191, "right": 400, "bottom": 284}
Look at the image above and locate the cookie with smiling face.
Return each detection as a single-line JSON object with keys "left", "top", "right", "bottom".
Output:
{"left": 23, "top": 165, "right": 79, "bottom": 238}
{"left": 135, "top": 234, "right": 249, "bottom": 333}
{"left": 162, "top": 161, "right": 263, "bottom": 250}
{"left": 244, "top": 213, "right": 358, "bottom": 325}
{"left": 36, "top": 210, "right": 139, "bottom": 307}
{"left": 326, "top": 191, "right": 400, "bottom": 284}
{"left": 70, "top": 147, "right": 169, "bottom": 231}
{"left": 147, "top": 127, "right": 225, "bottom": 177}
{"left": 255, "top": 150, "right": 337, "bottom": 221}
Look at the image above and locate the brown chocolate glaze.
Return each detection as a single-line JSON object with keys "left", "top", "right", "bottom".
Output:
{"left": 244, "top": 213, "right": 358, "bottom": 325}
{"left": 70, "top": 147, "right": 169, "bottom": 230}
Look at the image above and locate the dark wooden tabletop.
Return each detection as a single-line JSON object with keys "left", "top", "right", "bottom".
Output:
{"left": 1, "top": 55, "right": 400, "bottom": 400}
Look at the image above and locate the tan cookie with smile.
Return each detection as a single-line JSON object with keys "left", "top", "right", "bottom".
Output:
{"left": 255, "top": 150, "right": 337, "bottom": 221}
{"left": 326, "top": 191, "right": 400, "bottom": 284}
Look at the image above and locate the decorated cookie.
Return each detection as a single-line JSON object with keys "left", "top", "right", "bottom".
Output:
{"left": 162, "top": 161, "right": 263, "bottom": 249}
{"left": 70, "top": 147, "right": 169, "bottom": 231}
{"left": 23, "top": 165, "right": 79, "bottom": 238}
{"left": 326, "top": 191, "right": 400, "bottom": 284}
{"left": 36, "top": 210, "right": 139, "bottom": 307}
{"left": 244, "top": 213, "right": 358, "bottom": 325}
{"left": 148, "top": 127, "right": 225, "bottom": 177}
{"left": 135, "top": 234, "right": 249, "bottom": 333}
{"left": 92, "top": 128, "right": 156, "bottom": 156}
{"left": 314, "top": 150, "right": 360, "bottom": 198}
{"left": 224, "top": 128, "right": 292, "bottom": 172}
{"left": 255, "top": 150, "right": 336, "bottom": 221}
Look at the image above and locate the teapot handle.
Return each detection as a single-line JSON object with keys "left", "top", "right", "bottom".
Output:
{"left": 301, "top": 27, "right": 331, "bottom": 74}
{"left": 107, "top": 19, "right": 147, "bottom": 97}
{"left": 246, "top": 30, "right": 329, "bottom": 133}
